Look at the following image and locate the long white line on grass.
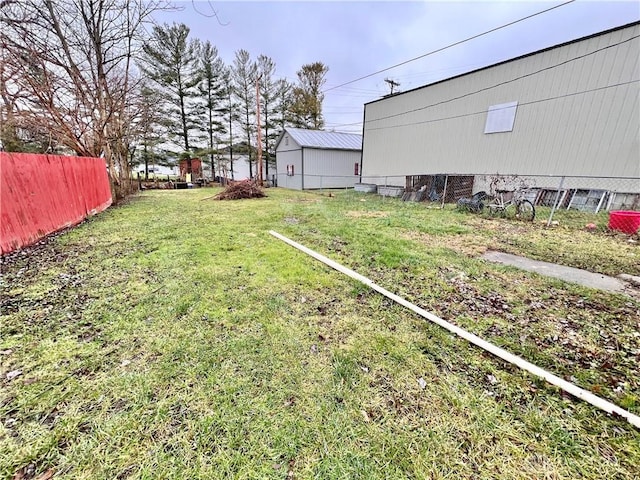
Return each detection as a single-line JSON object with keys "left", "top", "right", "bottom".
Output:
{"left": 269, "top": 230, "right": 640, "bottom": 429}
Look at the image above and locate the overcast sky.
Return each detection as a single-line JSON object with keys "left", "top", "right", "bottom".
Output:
{"left": 155, "top": 1, "right": 640, "bottom": 133}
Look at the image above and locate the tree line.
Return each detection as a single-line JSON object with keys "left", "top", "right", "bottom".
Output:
{"left": 0, "top": 1, "right": 329, "bottom": 199}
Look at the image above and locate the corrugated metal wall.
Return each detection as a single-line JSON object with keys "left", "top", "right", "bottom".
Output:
{"left": 0, "top": 152, "right": 112, "bottom": 254}
{"left": 303, "top": 149, "right": 361, "bottom": 189}
{"left": 276, "top": 138, "right": 361, "bottom": 189}
{"left": 362, "top": 23, "right": 640, "bottom": 180}
{"left": 276, "top": 149, "right": 303, "bottom": 190}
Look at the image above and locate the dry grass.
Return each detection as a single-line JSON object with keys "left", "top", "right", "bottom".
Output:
{"left": 345, "top": 211, "right": 390, "bottom": 219}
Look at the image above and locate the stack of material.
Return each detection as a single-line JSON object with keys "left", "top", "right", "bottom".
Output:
{"left": 214, "top": 180, "right": 266, "bottom": 200}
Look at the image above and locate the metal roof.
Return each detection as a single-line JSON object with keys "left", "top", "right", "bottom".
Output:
{"left": 284, "top": 128, "right": 362, "bottom": 151}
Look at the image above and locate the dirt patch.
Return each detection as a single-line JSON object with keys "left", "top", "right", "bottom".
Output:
{"left": 283, "top": 196, "right": 321, "bottom": 203}
{"left": 401, "top": 231, "right": 490, "bottom": 257}
{"left": 345, "top": 211, "right": 390, "bottom": 219}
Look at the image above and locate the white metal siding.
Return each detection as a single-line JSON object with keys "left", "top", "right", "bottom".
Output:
{"left": 303, "top": 148, "right": 361, "bottom": 189}
{"left": 276, "top": 149, "right": 303, "bottom": 190}
{"left": 362, "top": 24, "right": 640, "bottom": 180}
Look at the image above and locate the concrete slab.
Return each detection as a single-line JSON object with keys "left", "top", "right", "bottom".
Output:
{"left": 482, "top": 251, "right": 628, "bottom": 293}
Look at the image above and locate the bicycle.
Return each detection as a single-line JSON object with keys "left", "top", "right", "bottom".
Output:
{"left": 486, "top": 189, "right": 535, "bottom": 222}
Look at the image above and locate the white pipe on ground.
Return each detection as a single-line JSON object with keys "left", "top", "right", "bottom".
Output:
{"left": 269, "top": 230, "right": 640, "bottom": 429}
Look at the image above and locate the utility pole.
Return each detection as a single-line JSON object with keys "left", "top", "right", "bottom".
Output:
{"left": 255, "top": 75, "right": 263, "bottom": 185}
{"left": 227, "top": 86, "right": 234, "bottom": 180}
{"left": 384, "top": 78, "right": 400, "bottom": 95}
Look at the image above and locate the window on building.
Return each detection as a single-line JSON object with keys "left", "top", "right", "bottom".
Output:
{"left": 484, "top": 101, "right": 518, "bottom": 134}
{"left": 286, "top": 164, "right": 294, "bottom": 176}
{"left": 354, "top": 163, "right": 359, "bottom": 176}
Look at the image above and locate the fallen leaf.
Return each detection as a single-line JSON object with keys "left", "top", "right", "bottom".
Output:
{"left": 487, "top": 374, "right": 498, "bottom": 385}
{"left": 35, "top": 469, "right": 55, "bottom": 480}
{"left": 360, "top": 410, "right": 371, "bottom": 422}
{"left": 417, "top": 377, "right": 427, "bottom": 389}
{"left": 12, "top": 463, "right": 35, "bottom": 480}
{"left": 120, "top": 360, "right": 131, "bottom": 367}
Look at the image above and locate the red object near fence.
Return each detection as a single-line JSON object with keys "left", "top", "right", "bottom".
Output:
{"left": 608, "top": 210, "right": 640, "bottom": 235}
{"left": 0, "top": 152, "right": 112, "bottom": 254}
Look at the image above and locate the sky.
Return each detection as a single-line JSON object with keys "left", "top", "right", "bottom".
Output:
{"left": 154, "top": 1, "right": 640, "bottom": 133}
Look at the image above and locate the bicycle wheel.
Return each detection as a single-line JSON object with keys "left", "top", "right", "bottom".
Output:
{"left": 516, "top": 200, "right": 535, "bottom": 222}
{"left": 503, "top": 202, "right": 517, "bottom": 220}
{"left": 486, "top": 199, "right": 500, "bottom": 216}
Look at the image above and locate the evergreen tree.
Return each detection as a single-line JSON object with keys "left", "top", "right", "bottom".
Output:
{"left": 135, "top": 83, "right": 165, "bottom": 180}
{"left": 140, "top": 22, "right": 202, "bottom": 174}
{"left": 220, "top": 67, "right": 240, "bottom": 180}
{"left": 197, "top": 41, "right": 227, "bottom": 178}
{"left": 274, "top": 78, "right": 293, "bottom": 131}
{"left": 257, "top": 55, "right": 278, "bottom": 179}
{"left": 290, "top": 62, "right": 329, "bottom": 130}
{"left": 231, "top": 49, "right": 257, "bottom": 178}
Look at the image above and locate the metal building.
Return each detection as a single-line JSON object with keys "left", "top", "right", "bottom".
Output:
{"left": 361, "top": 22, "right": 640, "bottom": 202}
{"left": 276, "top": 128, "right": 363, "bottom": 190}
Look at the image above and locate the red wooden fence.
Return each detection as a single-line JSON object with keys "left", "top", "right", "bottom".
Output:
{"left": 0, "top": 152, "right": 112, "bottom": 254}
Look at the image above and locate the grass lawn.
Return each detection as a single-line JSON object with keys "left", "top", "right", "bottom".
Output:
{"left": 1, "top": 188, "right": 639, "bottom": 479}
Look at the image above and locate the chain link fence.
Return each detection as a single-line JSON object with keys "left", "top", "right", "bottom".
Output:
{"left": 276, "top": 172, "right": 640, "bottom": 234}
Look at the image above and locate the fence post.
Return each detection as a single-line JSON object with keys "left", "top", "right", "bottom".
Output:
{"left": 547, "top": 176, "right": 565, "bottom": 227}
{"left": 441, "top": 175, "right": 448, "bottom": 209}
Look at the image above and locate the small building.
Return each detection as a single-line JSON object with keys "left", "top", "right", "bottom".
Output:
{"left": 275, "top": 128, "right": 363, "bottom": 190}
{"left": 361, "top": 21, "right": 640, "bottom": 209}
{"left": 178, "top": 158, "right": 202, "bottom": 180}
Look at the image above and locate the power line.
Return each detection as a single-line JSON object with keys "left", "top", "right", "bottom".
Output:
{"left": 327, "top": 121, "right": 363, "bottom": 128}
{"left": 365, "top": 79, "right": 639, "bottom": 131}
{"left": 332, "top": 33, "right": 639, "bottom": 128}
{"left": 322, "top": 0, "right": 576, "bottom": 93}
{"left": 324, "top": 92, "right": 379, "bottom": 99}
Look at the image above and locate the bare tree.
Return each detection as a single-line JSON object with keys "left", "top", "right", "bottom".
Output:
{"left": 0, "top": 0, "right": 169, "bottom": 200}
